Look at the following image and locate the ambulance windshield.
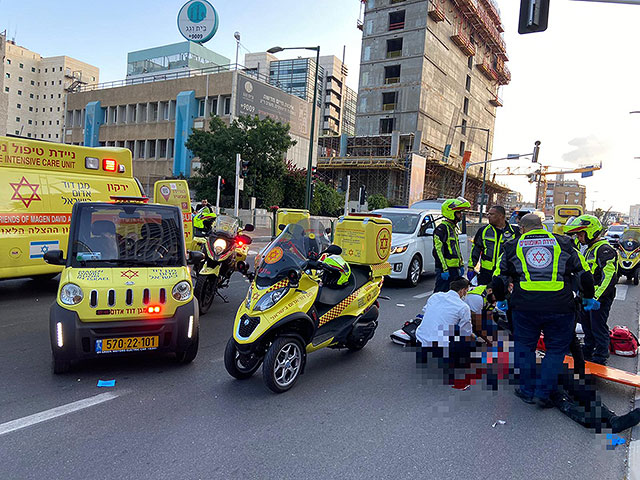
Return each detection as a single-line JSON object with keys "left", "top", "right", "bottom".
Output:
{"left": 69, "top": 204, "right": 185, "bottom": 267}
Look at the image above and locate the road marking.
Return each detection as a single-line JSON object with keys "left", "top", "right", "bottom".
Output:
{"left": 248, "top": 250, "right": 258, "bottom": 255}
{"left": 0, "top": 392, "right": 120, "bottom": 436}
{"left": 413, "top": 292, "right": 432, "bottom": 299}
{"left": 616, "top": 285, "right": 628, "bottom": 301}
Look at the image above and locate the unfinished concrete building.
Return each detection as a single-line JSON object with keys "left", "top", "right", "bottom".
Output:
{"left": 318, "top": 0, "right": 511, "bottom": 208}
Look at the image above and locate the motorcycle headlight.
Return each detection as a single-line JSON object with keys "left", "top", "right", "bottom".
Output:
{"left": 254, "top": 286, "right": 289, "bottom": 312}
{"left": 60, "top": 283, "right": 83, "bottom": 305}
{"left": 213, "top": 238, "right": 227, "bottom": 255}
{"left": 172, "top": 281, "right": 192, "bottom": 301}
{"left": 391, "top": 245, "right": 408, "bottom": 255}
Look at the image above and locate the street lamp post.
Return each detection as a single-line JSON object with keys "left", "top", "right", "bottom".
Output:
{"left": 268, "top": 45, "right": 321, "bottom": 210}
{"left": 234, "top": 32, "right": 241, "bottom": 70}
{"left": 453, "top": 125, "right": 491, "bottom": 222}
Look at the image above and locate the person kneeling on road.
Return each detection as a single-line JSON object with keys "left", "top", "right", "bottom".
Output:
{"left": 416, "top": 278, "right": 480, "bottom": 385}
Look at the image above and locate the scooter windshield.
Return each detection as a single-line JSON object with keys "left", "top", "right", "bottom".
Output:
{"left": 212, "top": 215, "right": 239, "bottom": 238}
{"left": 620, "top": 230, "right": 640, "bottom": 249}
{"left": 256, "top": 223, "right": 310, "bottom": 286}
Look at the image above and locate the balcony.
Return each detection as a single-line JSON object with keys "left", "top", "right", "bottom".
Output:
{"left": 386, "top": 50, "right": 402, "bottom": 59}
{"left": 451, "top": 32, "right": 476, "bottom": 57}
{"left": 495, "top": 57, "right": 511, "bottom": 85}
{"left": 382, "top": 103, "right": 397, "bottom": 111}
{"left": 428, "top": 0, "right": 446, "bottom": 22}
{"left": 476, "top": 59, "right": 497, "bottom": 82}
{"left": 389, "top": 21, "right": 405, "bottom": 31}
{"left": 489, "top": 94, "right": 503, "bottom": 107}
{"left": 384, "top": 77, "right": 400, "bottom": 85}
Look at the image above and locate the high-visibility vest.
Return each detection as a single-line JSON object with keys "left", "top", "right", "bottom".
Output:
{"left": 477, "top": 224, "right": 518, "bottom": 271}
{"left": 514, "top": 229, "right": 567, "bottom": 292}
{"left": 467, "top": 284, "right": 494, "bottom": 311}
{"left": 584, "top": 239, "right": 618, "bottom": 299}
{"left": 434, "top": 220, "right": 463, "bottom": 269}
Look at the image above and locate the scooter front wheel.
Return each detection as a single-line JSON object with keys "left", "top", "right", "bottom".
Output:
{"left": 263, "top": 337, "right": 304, "bottom": 393}
{"left": 194, "top": 275, "right": 216, "bottom": 315}
{"left": 224, "top": 338, "right": 262, "bottom": 379}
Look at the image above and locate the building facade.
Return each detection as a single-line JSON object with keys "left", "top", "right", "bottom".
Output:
{"left": 355, "top": 0, "right": 509, "bottom": 175}
{"left": 0, "top": 32, "right": 98, "bottom": 140}
{"left": 66, "top": 69, "right": 316, "bottom": 193}
{"left": 630, "top": 204, "right": 640, "bottom": 225}
{"left": 544, "top": 179, "right": 586, "bottom": 216}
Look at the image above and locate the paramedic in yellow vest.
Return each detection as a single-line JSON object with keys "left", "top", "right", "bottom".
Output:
{"left": 564, "top": 215, "right": 618, "bottom": 365}
{"left": 432, "top": 197, "right": 470, "bottom": 293}
{"left": 469, "top": 205, "right": 520, "bottom": 285}
{"left": 492, "top": 214, "right": 596, "bottom": 407}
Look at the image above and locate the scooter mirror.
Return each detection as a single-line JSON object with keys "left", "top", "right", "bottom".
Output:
{"left": 323, "top": 244, "right": 342, "bottom": 256}
{"left": 287, "top": 269, "right": 301, "bottom": 288}
{"left": 243, "top": 224, "right": 255, "bottom": 232}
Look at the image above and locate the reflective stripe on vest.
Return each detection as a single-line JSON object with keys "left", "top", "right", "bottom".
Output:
{"left": 442, "top": 220, "right": 463, "bottom": 268}
{"left": 480, "top": 224, "right": 516, "bottom": 271}
{"left": 515, "top": 229, "right": 564, "bottom": 292}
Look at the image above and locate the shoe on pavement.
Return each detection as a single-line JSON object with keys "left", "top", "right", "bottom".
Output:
{"left": 610, "top": 408, "right": 640, "bottom": 433}
{"left": 514, "top": 388, "right": 534, "bottom": 404}
{"left": 534, "top": 396, "right": 555, "bottom": 409}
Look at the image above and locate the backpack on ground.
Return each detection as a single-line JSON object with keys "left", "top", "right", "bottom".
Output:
{"left": 609, "top": 326, "right": 639, "bottom": 357}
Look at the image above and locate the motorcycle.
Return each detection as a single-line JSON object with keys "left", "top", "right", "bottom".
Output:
{"left": 193, "top": 215, "right": 254, "bottom": 314}
{"left": 617, "top": 229, "right": 640, "bottom": 285}
{"left": 224, "top": 221, "right": 385, "bottom": 393}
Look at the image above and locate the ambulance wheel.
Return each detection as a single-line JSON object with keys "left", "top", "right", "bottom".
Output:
{"left": 405, "top": 255, "right": 422, "bottom": 287}
{"left": 224, "top": 338, "right": 262, "bottom": 379}
{"left": 263, "top": 337, "right": 303, "bottom": 393}
{"left": 175, "top": 333, "right": 199, "bottom": 364}
{"left": 52, "top": 353, "right": 71, "bottom": 374}
{"left": 194, "top": 275, "right": 216, "bottom": 314}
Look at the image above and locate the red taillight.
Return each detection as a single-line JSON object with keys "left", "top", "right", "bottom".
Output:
{"left": 103, "top": 158, "right": 117, "bottom": 172}
{"left": 147, "top": 306, "right": 161, "bottom": 314}
{"left": 237, "top": 240, "right": 244, "bottom": 246}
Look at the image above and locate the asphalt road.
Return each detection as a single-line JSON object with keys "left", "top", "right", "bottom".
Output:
{"left": 1, "top": 259, "right": 639, "bottom": 479}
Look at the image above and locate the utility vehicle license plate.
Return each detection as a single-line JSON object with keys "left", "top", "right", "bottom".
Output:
{"left": 95, "top": 336, "right": 159, "bottom": 354}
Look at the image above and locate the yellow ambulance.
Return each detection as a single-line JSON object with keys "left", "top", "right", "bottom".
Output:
{"left": 0, "top": 136, "right": 192, "bottom": 281}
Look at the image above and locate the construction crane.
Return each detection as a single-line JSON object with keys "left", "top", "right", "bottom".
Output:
{"left": 493, "top": 163, "right": 602, "bottom": 209}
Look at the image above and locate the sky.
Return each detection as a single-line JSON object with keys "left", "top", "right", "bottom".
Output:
{"left": 2, "top": 0, "right": 639, "bottom": 213}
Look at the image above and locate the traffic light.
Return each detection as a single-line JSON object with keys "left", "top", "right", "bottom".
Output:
{"left": 358, "top": 185, "right": 367, "bottom": 206}
{"left": 338, "top": 177, "right": 347, "bottom": 193}
{"left": 311, "top": 166, "right": 319, "bottom": 183}
{"left": 532, "top": 140, "right": 541, "bottom": 163}
{"left": 221, "top": 178, "right": 226, "bottom": 186}
{"left": 241, "top": 159, "right": 250, "bottom": 177}
{"left": 519, "top": 0, "right": 550, "bottom": 34}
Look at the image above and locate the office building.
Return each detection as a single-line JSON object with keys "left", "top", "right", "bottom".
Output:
{"left": 630, "top": 204, "right": 640, "bottom": 225}
{"left": 544, "top": 180, "right": 586, "bottom": 216}
{"left": 0, "top": 31, "right": 98, "bottom": 140}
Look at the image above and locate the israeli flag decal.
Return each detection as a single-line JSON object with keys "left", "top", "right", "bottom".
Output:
{"left": 30, "top": 240, "right": 60, "bottom": 259}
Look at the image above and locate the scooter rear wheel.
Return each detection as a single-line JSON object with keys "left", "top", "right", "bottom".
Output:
{"left": 263, "top": 337, "right": 304, "bottom": 393}
{"left": 224, "top": 338, "right": 262, "bottom": 379}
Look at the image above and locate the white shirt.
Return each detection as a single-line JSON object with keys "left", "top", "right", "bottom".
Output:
{"left": 465, "top": 293, "right": 485, "bottom": 315}
{"left": 416, "top": 290, "right": 472, "bottom": 348}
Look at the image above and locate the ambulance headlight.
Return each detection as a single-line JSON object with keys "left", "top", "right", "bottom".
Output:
{"left": 60, "top": 283, "right": 84, "bottom": 305}
{"left": 213, "top": 238, "right": 227, "bottom": 255}
{"left": 254, "top": 287, "right": 289, "bottom": 312}
{"left": 172, "top": 281, "right": 192, "bottom": 301}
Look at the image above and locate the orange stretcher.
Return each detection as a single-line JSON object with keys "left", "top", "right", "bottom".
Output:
{"left": 564, "top": 356, "right": 640, "bottom": 388}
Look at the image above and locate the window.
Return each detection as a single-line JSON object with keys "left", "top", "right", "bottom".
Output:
{"left": 16, "top": 103, "right": 21, "bottom": 109}
{"left": 29, "top": 93, "right": 34, "bottom": 98}
{"left": 15, "top": 130, "right": 20, "bottom": 135}
{"left": 158, "top": 139, "right": 168, "bottom": 158}
{"left": 379, "top": 118, "right": 395, "bottom": 134}
{"left": 59, "top": 80, "right": 62, "bottom": 85}
{"left": 48, "top": 134, "right": 52, "bottom": 139}
{"left": 28, "top": 120, "right": 32, "bottom": 125}
{"left": 224, "top": 97, "right": 231, "bottom": 115}
{"left": 198, "top": 99, "right": 206, "bottom": 117}
{"left": 391, "top": 0, "right": 405, "bottom": 3}
{"left": 19, "top": 63, "right": 23, "bottom": 69}
{"left": 50, "top": 107, "right": 53, "bottom": 112}
{"left": 461, "top": 119, "right": 467, "bottom": 135}
{"left": 3, "top": 87, "right": 8, "bottom": 93}
{"left": 16, "top": 117, "right": 20, "bottom": 122}
{"left": 18, "top": 76, "right": 23, "bottom": 82}
{"left": 459, "top": 141, "right": 466, "bottom": 157}
{"left": 27, "top": 133, "right": 31, "bottom": 138}
{"left": 468, "top": 56, "right": 473, "bottom": 69}
{"left": 463, "top": 97, "right": 469, "bottom": 115}
{"left": 6, "top": 59, "right": 10, "bottom": 64}
{"left": 386, "top": 38, "right": 403, "bottom": 58}
{"left": 17, "top": 90, "right": 22, "bottom": 95}
{"left": 465, "top": 75, "right": 471, "bottom": 92}
{"left": 51, "top": 94, "right": 54, "bottom": 99}
{"left": 31, "top": 67, "right": 35, "bottom": 72}
{"left": 49, "top": 121, "right": 52, "bottom": 125}
{"left": 30, "top": 80, "right": 35, "bottom": 85}
{"left": 384, "top": 65, "right": 401, "bottom": 84}
{"left": 45, "top": 68, "right": 47, "bottom": 73}
{"left": 58, "top": 94, "right": 61, "bottom": 98}
{"left": 5, "top": 73, "right": 10, "bottom": 79}
{"left": 382, "top": 92, "right": 397, "bottom": 110}
{"left": 56, "top": 120, "right": 59, "bottom": 125}
{"left": 60, "top": 67, "right": 63, "bottom": 72}
{"left": 44, "top": 81, "right": 47, "bottom": 86}
{"left": 56, "top": 134, "right": 59, "bottom": 139}
{"left": 389, "top": 10, "right": 406, "bottom": 30}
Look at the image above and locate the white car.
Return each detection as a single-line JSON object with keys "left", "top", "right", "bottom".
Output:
{"left": 605, "top": 225, "right": 627, "bottom": 245}
{"left": 373, "top": 208, "right": 469, "bottom": 287}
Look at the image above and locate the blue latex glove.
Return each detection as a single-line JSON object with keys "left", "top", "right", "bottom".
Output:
{"left": 583, "top": 298, "right": 601, "bottom": 311}
{"left": 496, "top": 300, "right": 508, "bottom": 312}
{"left": 440, "top": 271, "right": 450, "bottom": 281}
{"left": 466, "top": 269, "right": 476, "bottom": 281}
{"left": 459, "top": 266, "right": 465, "bottom": 277}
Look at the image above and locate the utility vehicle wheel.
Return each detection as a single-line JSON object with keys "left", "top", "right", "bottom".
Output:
{"left": 262, "top": 337, "right": 304, "bottom": 393}
{"left": 176, "top": 329, "right": 199, "bottom": 364}
{"left": 224, "top": 338, "right": 262, "bottom": 379}
{"left": 52, "top": 352, "right": 70, "bottom": 374}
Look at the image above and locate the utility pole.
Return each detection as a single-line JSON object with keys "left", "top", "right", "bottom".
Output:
{"left": 234, "top": 154, "right": 240, "bottom": 217}
{"left": 216, "top": 175, "right": 221, "bottom": 214}
{"left": 343, "top": 175, "right": 351, "bottom": 216}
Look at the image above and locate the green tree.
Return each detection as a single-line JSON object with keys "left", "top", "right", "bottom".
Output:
{"left": 186, "top": 115, "right": 296, "bottom": 207}
{"left": 282, "top": 160, "right": 306, "bottom": 209}
{"left": 310, "top": 181, "right": 344, "bottom": 217}
{"left": 367, "top": 194, "right": 389, "bottom": 211}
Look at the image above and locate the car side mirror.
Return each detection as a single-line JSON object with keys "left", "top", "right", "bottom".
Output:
{"left": 243, "top": 224, "right": 255, "bottom": 232}
{"left": 43, "top": 250, "right": 65, "bottom": 265}
{"left": 423, "top": 228, "right": 434, "bottom": 237}
{"left": 323, "top": 244, "right": 342, "bottom": 256}
{"left": 325, "top": 227, "right": 332, "bottom": 234}
{"left": 278, "top": 224, "right": 286, "bottom": 231}
{"left": 187, "top": 250, "right": 205, "bottom": 265}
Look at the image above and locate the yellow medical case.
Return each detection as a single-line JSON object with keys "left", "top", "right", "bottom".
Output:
{"left": 333, "top": 214, "right": 392, "bottom": 265}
